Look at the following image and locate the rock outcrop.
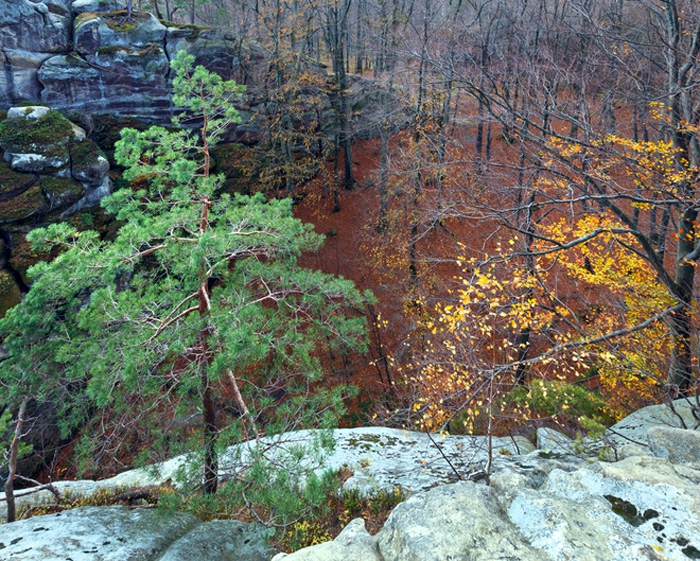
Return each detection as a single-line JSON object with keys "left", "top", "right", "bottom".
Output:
{"left": 0, "top": 106, "right": 111, "bottom": 227}
{"left": 277, "top": 442, "right": 700, "bottom": 561}
{"left": 2, "top": 400, "right": 699, "bottom": 560}
{"left": 1, "top": 0, "right": 397, "bottom": 137}
{"left": 0, "top": 106, "right": 110, "bottom": 322}
{"left": 0, "top": 0, "right": 266, "bottom": 121}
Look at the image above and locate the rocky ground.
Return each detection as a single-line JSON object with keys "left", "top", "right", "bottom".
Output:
{"left": 0, "top": 400, "right": 698, "bottom": 561}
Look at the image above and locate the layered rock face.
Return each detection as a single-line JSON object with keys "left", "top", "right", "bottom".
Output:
{"left": 0, "top": 0, "right": 267, "bottom": 121}
{"left": 1, "top": 0, "right": 73, "bottom": 104}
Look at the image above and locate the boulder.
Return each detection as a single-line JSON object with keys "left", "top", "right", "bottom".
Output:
{"left": 158, "top": 519, "right": 274, "bottom": 561}
{"left": 0, "top": 109, "right": 109, "bottom": 218}
{"left": 37, "top": 55, "right": 102, "bottom": 110}
{"left": 0, "top": 109, "right": 76, "bottom": 175}
{"left": 69, "top": 138, "right": 109, "bottom": 185}
{"left": 74, "top": 11, "right": 167, "bottom": 55}
{"left": 272, "top": 518, "right": 382, "bottom": 561}
{"left": 377, "top": 482, "right": 546, "bottom": 561}
{"left": 0, "top": 0, "right": 71, "bottom": 53}
{"left": 60, "top": 173, "right": 111, "bottom": 216}
{"left": 270, "top": 453, "right": 700, "bottom": 561}
{"left": 165, "top": 28, "right": 265, "bottom": 83}
{"left": 7, "top": 149, "right": 70, "bottom": 173}
{"left": 7, "top": 105, "right": 51, "bottom": 120}
{"left": 0, "top": 183, "right": 48, "bottom": 223}
{"left": 606, "top": 399, "right": 698, "bottom": 447}
{"left": 508, "top": 455, "right": 700, "bottom": 561}
{"left": 0, "top": 505, "right": 274, "bottom": 560}
{"left": 0, "top": 109, "right": 76, "bottom": 158}
{"left": 647, "top": 426, "right": 700, "bottom": 466}
{"left": 219, "top": 427, "right": 535, "bottom": 495}
{"left": 40, "top": 175, "right": 85, "bottom": 209}
{"left": 0, "top": 161, "right": 37, "bottom": 201}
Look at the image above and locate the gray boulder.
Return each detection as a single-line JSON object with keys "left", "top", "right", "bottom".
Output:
{"left": 37, "top": 55, "right": 101, "bottom": 110}
{"left": 7, "top": 105, "right": 51, "bottom": 120}
{"left": 275, "top": 453, "right": 700, "bottom": 561}
{"left": 378, "top": 482, "right": 546, "bottom": 561}
{"left": 70, "top": 138, "right": 110, "bottom": 185}
{"left": 272, "top": 518, "right": 382, "bottom": 561}
{"left": 40, "top": 175, "right": 86, "bottom": 209}
{"left": 159, "top": 519, "right": 274, "bottom": 561}
{"left": 607, "top": 398, "right": 698, "bottom": 447}
{"left": 165, "top": 28, "right": 265, "bottom": 83}
{"left": 61, "top": 174, "right": 111, "bottom": 216}
{"left": 647, "top": 426, "right": 700, "bottom": 465}
{"left": 536, "top": 426, "right": 576, "bottom": 455}
{"left": 0, "top": 505, "right": 273, "bottom": 561}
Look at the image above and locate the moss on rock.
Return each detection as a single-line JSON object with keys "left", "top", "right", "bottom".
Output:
{"left": 0, "top": 111, "right": 75, "bottom": 155}
{"left": 97, "top": 45, "right": 130, "bottom": 56}
{"left": 0, "top": 184, "right": 47, "bottom": 223}
{"left": 102, "top": 10, "right": 149, "bottom": 32}
{"left": 0, "top": 161, "right": 36, "bottom": 198}
{"left": 70, "top": 138, "right": 106, "bottom": 168}
{"left": 40, "top": 176, "right": 85, "bottom": 209}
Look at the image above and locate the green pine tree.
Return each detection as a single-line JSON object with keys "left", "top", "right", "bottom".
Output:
{"left": 0, "top": 51, "right": 371, "bottom": 521}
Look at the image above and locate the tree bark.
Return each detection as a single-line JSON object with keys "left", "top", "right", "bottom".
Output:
{"left": 5, "top": 398, "right": 29, "bottom": 523}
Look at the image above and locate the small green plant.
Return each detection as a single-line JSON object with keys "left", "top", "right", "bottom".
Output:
{"left": 503, "top": 380, "right": 617, "bottom": 429}
{"left": 342, "top": 487, "right": 363, "bottom": 512}
{"left": 573, "top": 416, "right": 614, "bottom": 460}
{"left": 366, "top": 486, "right": 405, "bottom": 516}
{"left": 283, "top": 520, "right": 332, "bottom": 551}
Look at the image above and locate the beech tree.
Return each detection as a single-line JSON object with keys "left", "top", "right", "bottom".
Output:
{"left": 0, "top": 51, "right": 371, "bottom": 519}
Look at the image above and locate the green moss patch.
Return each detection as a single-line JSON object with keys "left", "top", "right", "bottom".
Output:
{"left": 0, "top": 161, "right": 36, "bottom": 198}
{"left": 15, "top": 101, "right": 51, "bottom": 108}
{"left": 70, "top": 138, "right": 105, "bottom": 166}
{"left": 0, "top": 111, "right": 75, "bottom": 154}
{"left": 97, "top": 45, "right": 131, "bottom": 56}
{"left": 75, "top": 11, "right": 101, "bottom": 28}
{"left": 102, "top": 10, "right": 150, "bottom": 32}
{"left": 161, "top": 21, "right": 210, "bottom": 40}
{"left": 0, "top": 183, "right": 47, "bottom": 223}
{"left": 40, "top": 176, "right": 85, "bottom": 206}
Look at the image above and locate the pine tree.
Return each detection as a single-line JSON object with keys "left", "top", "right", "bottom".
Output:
{"left": 0, "top": 51, "right": 371, "bottom": 519}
